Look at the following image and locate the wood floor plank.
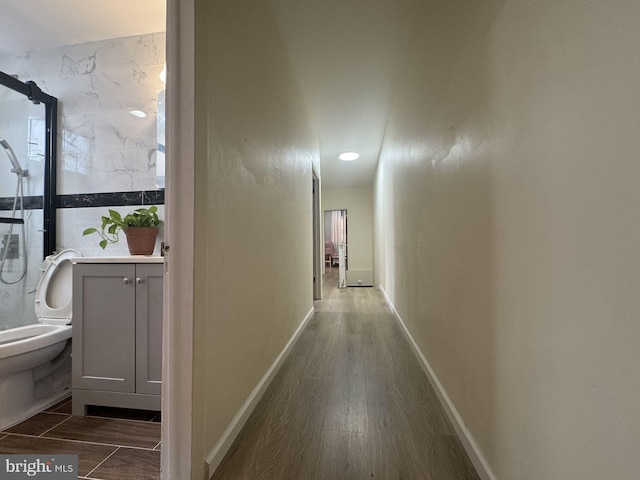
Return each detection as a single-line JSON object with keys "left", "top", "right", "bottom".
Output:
{"left": 213, "top": 273, "right": 480, "bottom": 479}
{"left": 213, "top": 378, "right": 328, "bottom": 480}
{"left": 368, "top": 406, "right": 433, "bottom": 480}
{"left": 324, "top": 369, "right": 368, "bottom": 434}
{"left": 424, "top": 434, "right": 481, "bottom": 480}
{"left": 314, "top": 430, "right": 371, "bottom": 480}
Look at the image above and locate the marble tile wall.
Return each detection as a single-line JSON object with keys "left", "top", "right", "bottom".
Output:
{"left": 0, "top": 33, "right": 166, "bottom": 329}
{"left": 1, "top": 32, "right": 166, "bottom": 195}
{"left": 58, "top": 205, "right": 166, "bottom": 258}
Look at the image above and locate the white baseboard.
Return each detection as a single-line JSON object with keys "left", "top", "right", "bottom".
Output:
{"left": 346, "top": 269, "right": 373, "bottom": 286}
{"left": 205, "top": 306, "right": 315, "bottom": 478}
{"left": 379, "top": 286, "right": 496, "bottom": 480}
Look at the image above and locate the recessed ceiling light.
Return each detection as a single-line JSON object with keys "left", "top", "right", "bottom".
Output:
{"left": 129, "top": 109, "right": 147, "bottom": 118}
{"left": 339, "top": 151, "right": 360, "bottom": 161}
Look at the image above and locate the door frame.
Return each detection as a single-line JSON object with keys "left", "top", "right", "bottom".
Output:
{"left": 312, "top": 168, "right": 322, "bottom": 300}
{"left": 162, "top": 0, "right": 195, "bottom": 478}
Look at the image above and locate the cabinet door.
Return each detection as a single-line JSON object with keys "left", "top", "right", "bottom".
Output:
{"left": 135, "top": 264, "right": 164, "bottom": 395}
{"left": 72, "top": 264, "right": 136, "bottom": 392}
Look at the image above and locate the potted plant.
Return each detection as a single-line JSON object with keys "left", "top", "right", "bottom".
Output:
{"left": 83, "top": 206, "right": 161, "bottom": 255}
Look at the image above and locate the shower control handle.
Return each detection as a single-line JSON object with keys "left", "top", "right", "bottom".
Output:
{"left": 123, "top": 278, "right": 131, "bottom": 285}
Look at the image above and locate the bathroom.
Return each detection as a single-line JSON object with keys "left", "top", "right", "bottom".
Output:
{"left": 0, "top": 9, "right": 166, "bottom": 478}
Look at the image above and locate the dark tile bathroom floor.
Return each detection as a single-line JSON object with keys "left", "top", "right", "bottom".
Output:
{"left": 0, "top": 398, "right": 161, "bottom": 479}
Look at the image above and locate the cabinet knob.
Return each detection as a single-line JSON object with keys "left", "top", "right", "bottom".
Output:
{"left": 123, "top": 278, "right": 131, "bottom": 284}
{"left": 136, "top": 278, "right": 143, "bottom": 285}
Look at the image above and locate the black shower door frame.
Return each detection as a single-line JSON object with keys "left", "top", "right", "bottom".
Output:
{"left": 0, "top": 70, "right": 58, "bottom": 257}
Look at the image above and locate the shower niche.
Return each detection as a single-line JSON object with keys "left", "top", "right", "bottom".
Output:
{"left": 0, "top": 71, "right": 58, "bottom": 330}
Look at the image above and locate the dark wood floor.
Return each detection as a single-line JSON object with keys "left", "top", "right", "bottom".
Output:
{"left": 213, "top": 269, "right": 480, "bottom": 480}
{"left": 0, "top": 399, "right": 160, "bottom": 480}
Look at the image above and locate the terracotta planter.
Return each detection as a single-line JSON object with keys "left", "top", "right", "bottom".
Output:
{"left": 123, "top": 227, "right": 159, "bottom": 255}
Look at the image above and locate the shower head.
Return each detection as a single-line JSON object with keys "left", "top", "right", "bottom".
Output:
{"left": 0, "top": 139, "right": 23, "bottom": 171}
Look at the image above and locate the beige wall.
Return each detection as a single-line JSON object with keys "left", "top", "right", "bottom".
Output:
{"left": 323, "top": 187, "right": 373, "bottom": 285}
{"left": 374, "top": 1, "right": 640, "bottom": 479}
{"left": 192, "top": 1, "right": 319, "bottom": 478}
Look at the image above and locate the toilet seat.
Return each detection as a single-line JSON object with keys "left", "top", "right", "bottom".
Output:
{"left": 35, "top": 249, "right": 82, "bottom": 325}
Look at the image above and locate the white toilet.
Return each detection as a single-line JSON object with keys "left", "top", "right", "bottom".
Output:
{"left": 0, "top": 249, "right": 81, "bottom": 430}
{"left": 34, "top": 248, "right": 81, "bottom": 326}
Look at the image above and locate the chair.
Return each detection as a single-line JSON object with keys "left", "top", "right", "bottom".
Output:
{"left": 324, "top": 241, "right": 339, "bottom": 268}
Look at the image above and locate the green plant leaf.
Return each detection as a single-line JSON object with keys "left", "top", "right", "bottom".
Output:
{"left": 109, "top": 209, "right": 123, "bottom": 223}
{"left": 84, "top": 207, "right": 160, "bottom": 250}
{"left": 122, "top": 207, "right": 160, "bottom": 228}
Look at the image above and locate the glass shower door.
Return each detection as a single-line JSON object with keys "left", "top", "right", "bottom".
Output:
{"left": 0, "top": 82, "right": 47, "bottom": 330}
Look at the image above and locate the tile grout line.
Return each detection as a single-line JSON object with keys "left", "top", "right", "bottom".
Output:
{"left": 107, "top": 444, "right": 161, "bottom": 452}
{"left": 52, "top": 399, "right": 73, "bottom": 414}
{"left": 85, "top": 446, "right": 121, "bottom": 479}
{"left": 3, "top": 432, "right": 160, "bottom": 451}
{"left": 39, "top": 414, "right": 73, "bottom": 437}
{"left": 42, "top": 401, "right": 70, "bottom": 415}
{"left": 51, "top": 407, "right": 70, "bottom": 415}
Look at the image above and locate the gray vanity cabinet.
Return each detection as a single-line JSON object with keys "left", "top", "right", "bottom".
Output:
{"left": 72, "top": 261, "right": 163, "bottom": 415}
{"left": 135, "top": 264, "right": 163, "bottom": 395}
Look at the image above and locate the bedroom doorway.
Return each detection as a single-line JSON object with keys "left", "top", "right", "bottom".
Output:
{"left": 324, "top": 209, "right": 347, "bottom": 287}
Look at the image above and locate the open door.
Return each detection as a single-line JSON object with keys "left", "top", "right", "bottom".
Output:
{"left": 323, "top": 209, "right": 347, "bottom": 288}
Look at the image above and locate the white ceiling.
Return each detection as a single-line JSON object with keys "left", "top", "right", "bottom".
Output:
{"left": 0, "top": 0, "right": 421, "bottom": 189}
{"left": 271, "top": 0, "right": 421, "bottom": 188}
{"left": 0, "top": 0, "right": 166, "bottom": 55}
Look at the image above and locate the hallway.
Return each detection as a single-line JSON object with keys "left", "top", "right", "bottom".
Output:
{"left": 212, "top": 273, "right": 480, "bottom": 479}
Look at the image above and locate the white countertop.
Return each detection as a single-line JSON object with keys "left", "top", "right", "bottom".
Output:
{"left": 73, "top": 255, "right": 164, "bottom": 264}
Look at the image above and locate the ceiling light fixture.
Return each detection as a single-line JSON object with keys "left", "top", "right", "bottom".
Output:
{"left": 339, "top": 151, "right": 360, "bottom": 161}
{"left": 129, "top": 109, "right": 147, "bottom": 118}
